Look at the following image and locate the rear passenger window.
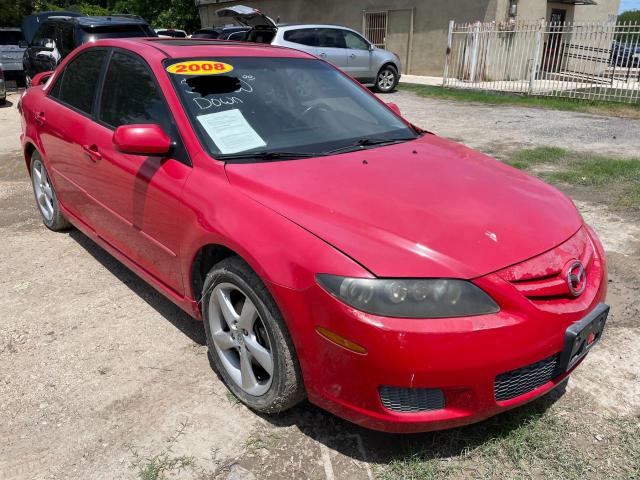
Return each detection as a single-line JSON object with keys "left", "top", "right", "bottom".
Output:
{"left": 56, "top": 49, "right": 106, "bottom": 114}
{"left": 283, "top": 29, "right": 317, "bottom": 47}
{"left": 99, "top": 51, "right": 169, "bottom": 130}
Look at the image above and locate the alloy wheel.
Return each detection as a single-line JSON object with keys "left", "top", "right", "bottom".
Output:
{"left": 377, "top": 69, "right": 396, "bottom": 91}
{"left": 32, "top": 159, "right": 54, "bottom": 222}
{"left": 208, "top": 282, "right": 274, "bottom": 396}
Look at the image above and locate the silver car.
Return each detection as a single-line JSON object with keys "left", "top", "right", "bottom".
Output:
{"left": 216, "top": 5, "right": 401, "bottom": 92}
{"left": 0, "top": 28, "right": 27, "bottom": 78}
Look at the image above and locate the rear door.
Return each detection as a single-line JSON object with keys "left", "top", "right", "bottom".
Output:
{"left": 342, "top": 30, "right": 373, "bottom": 80}
{"left": 40, "top": 48, "right": 108, "bottom": 225}
{"left": 88, "top": 49, "right": 190, "bottom": 292}
{"left": 280, "top": 28, "right": 318, "bottom": 55}
{"left": 315, "top": 28, "right": 348, "bottom": 70}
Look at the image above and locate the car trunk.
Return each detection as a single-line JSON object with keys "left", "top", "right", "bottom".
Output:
{"left": 216, "top": 5, "right": 277, "bottom": 44}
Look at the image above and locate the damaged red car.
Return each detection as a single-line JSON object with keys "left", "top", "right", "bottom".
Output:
{"left": 19, "top": 38, "right": 608, "bottom": 432}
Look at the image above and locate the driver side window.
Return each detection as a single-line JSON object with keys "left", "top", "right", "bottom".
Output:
{"left": 343, "top": 31, "right": 370, "bottom": 51}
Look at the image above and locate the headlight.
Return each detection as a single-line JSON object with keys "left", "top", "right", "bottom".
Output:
{"left": 316, "top": 275, "right": 499, "bottom": 318}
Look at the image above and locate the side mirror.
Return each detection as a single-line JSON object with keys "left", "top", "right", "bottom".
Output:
{"left": 369, "top": 43, "right": 375, "bottom": 51}
{"left": 34, "top": 38, "right": 55, "bottom": 51}
{"left": 31, "top": 70, "right": 54, "bottom": 87}
{"left": 386, "top": 102, "right": 401, "bottom": 116}
{"left": 113, "top": 124, "right": 171, "bottom": 155}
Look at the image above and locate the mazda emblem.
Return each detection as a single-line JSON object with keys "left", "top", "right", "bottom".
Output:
{"left": 566, "top": 260, "right": 587, "bottom": 297}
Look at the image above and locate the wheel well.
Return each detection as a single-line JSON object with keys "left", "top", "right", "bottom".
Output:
{"left": 191, "top": 244, "right": 238, "bottom": 300}
{"left": 380, "top": 62, "right": 398, "bottom": 75}
{"left": 24, "top": 143, "right": 36, "bottom": 172}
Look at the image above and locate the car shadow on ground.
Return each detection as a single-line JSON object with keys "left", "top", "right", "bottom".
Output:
{"left": 259, "top": 382, "right": 567, "bottom": 465}
{"left": 1, "top": 99, "right": 14, "bottom": 108}
{"left": 67, "top": 227, "right": 567, "bottom": 465}
{"left": 68, "top": 229, "right": 206, "bottom": 346}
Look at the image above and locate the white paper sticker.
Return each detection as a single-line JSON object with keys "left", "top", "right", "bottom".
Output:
{"left": 196, "top": 109, "right": 266, "bottom": 154}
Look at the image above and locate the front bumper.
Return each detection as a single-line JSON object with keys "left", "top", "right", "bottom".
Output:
{"left": 268, "top": 236, "right": 607, "bottom": 433}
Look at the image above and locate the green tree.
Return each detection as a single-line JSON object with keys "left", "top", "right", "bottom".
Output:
{"left": 618, "top": 10, "right": 640, "bottom": 24}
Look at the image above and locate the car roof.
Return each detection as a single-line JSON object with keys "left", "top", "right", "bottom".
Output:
{"left": 90, "top": 37, "right": 316, "bottom": 60}
{"left": 277, "top": 23, "right": 359, "bottom": 30}
{"left": 45, "top": 15, "right": 148, "bottom": 26}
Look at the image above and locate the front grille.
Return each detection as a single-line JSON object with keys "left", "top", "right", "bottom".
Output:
{"left": 494, "top": 353, "right": 560, "bottom": 401}
{"left": 379, "top": 386, "right": 445, "bottom": 413}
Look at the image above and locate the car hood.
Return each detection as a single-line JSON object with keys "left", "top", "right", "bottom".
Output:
{"left": 225, "top": 135, "right": 583, "bottom": 279}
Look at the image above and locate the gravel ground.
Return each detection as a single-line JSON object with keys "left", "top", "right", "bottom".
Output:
{"left": 385, "top": 89, "right": 640, "bottom": 158}
{"left": 1, "top": 89, "right": 639, "bottom": 480}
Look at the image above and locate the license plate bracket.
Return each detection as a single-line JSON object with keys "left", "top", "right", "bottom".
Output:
{"left": 559, "top": 303, "right": 609, "bottom": 373}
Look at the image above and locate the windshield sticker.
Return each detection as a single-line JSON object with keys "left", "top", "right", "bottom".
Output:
{"left": 197, "top": 109, "right": 266, "bottom": 154}
{"left": 167, "top": 60, "right": 234, "bottom": 75}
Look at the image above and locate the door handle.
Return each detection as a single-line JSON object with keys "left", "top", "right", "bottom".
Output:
{"left": 34, "top": 111, "right": 45, "bottom": 126}
{"left": 349, "top": 53, "right": 356, "bottom": 58}
{"left": 82, "top": 144, "right": 102, "bottom": 162}
{"left": 318, "top": 52, "right": 327, "bottom": 58}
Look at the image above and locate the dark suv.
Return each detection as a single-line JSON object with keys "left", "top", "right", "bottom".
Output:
{"left": 23, "top": 14, "right": 156, "bottom": 84}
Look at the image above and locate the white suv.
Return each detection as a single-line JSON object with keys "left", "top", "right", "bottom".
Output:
{"left": 216, "top": 5, "right": 401, "bottom": 92}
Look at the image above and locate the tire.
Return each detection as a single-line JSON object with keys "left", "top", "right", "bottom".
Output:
{"left": 202, "top": 256, "right": 305, "bottom": 413}
{"left": 374, "top": 64, "right": 399, "bottom": 93}
{"left": 30, "top": 153, "right": 71, "bottom": 231}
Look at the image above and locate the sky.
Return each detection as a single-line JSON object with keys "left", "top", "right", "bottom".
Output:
{"left": 620, "top": 0, "right": 640, "bottom": 12}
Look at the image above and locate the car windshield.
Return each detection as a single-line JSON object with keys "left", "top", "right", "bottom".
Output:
{"left": 0, "top": 31, "right": 24, "bottom": 45}
{"left": 166, "top": 57, "right": 416, "bottom": 159}
{"left": 78, "top": 24, "right": 154, "bottom": 43}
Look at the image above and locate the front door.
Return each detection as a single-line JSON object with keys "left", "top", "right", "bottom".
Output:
{"left": 543, "top": 9, "right": 567, "bottom": 73}
{"left": 342, "top": 30, "right": 373, "bottom": 80}
{"left": 88, "top": 49, "right": 190, "bottom": 293}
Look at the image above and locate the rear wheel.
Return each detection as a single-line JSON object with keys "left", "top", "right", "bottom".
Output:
{"left": 374, "top": 65, "right": 399, "bottom": 93}
{"left": 202, "top": 257, "right": 305, "bottom": 412}
{"left": 30, "top": 153, "right": 71, "bottom": 231}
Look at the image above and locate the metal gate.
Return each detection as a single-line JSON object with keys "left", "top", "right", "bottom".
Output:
{"left": 363, "top": 11, "right": 388, "bottom": 48}
{"left": 444, "top": 20, "right": 640, "bottom": 103}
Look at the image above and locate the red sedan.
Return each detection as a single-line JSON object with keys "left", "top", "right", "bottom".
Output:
{"left": 19, "top": 38, "right": 608, "bottom": 433}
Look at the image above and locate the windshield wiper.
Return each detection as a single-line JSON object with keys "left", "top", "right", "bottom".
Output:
{"left": 324, "top": 137, "right": 415, "bottom": 155}
{"left": 218, "top": 151, "right": 321, "bottom": 162}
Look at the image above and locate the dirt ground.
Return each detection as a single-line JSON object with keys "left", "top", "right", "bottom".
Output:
{"left": 1, "top": 90, "right": 639, "bottom": 480}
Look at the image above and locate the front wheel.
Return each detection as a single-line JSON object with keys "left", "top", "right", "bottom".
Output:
{"left": 374, "top": 65, "right": 399, "bottom": 93}
{"left": 202, "top": 257, "right": 305, "bottom": 413}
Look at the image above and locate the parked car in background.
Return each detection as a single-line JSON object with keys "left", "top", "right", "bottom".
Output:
{"left": 216, "top": 5, "right": 402, "bottom": 92}
{"left": 20, "top": 37, "right": 607, "bottom": 433}
{"left": 23, "top": 14, "right": 156, "bottom": 84}
{"left": 0, "top": 65, "right": 6, "bottom": 104}
{"left": 0, "top": 28, "right": 27, "bottom": 83}
{"left": 21, "top": 10, "right": 85, "bottom": 45}
{"left": 190, "top": 26, "right": 251, "bottom": 40}
{"left": 610, "top": 40, "right": 640, "bottom": 68}
{"left": 155, "top": 28, "right": 187, "bottom": 38}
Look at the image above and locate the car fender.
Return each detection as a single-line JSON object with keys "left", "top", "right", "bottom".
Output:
{"left": 178, "top": 166, "right": 372, "bottom": 300}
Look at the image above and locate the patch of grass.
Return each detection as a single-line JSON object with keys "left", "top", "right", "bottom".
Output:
{"left": 376, "top": 401, "right": 640, "bottom": 480}
{"left": 225, "top": 390, "right": 242, "bottom": 406}
{"left": 400, "top": 84, "right": 640, "bottom": 118}
{"left": 504, "top": 146, "right": 568, "bottom": 169}
{"left": 128, "top": 421, "right": 201, "bottom": 480}
{"left": 503, "top": 147, "right": 640, "bottom": 210}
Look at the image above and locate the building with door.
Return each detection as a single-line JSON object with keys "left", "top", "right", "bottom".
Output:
{"left": 197, "top": 0, "right": 620, "bottom": 76}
